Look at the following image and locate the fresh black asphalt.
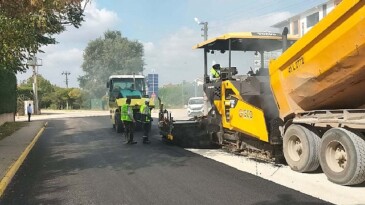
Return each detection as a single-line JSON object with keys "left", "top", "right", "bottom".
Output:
{"left": 0, "top": 116, "right": 331, "bottom": 205}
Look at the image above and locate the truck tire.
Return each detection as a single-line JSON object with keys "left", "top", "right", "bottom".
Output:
{"left": 319, "top": 128, "right": 365, "bottom": 185}
{"left": 283, "top": 124, "right": 320, "bottom": 172}
{"left": 115, "top": 114, "right": 123, "bottom": 133}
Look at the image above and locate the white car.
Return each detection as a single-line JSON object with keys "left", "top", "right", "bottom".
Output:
{"left": 187, "top": 97, "right": 204, "bottom": 117}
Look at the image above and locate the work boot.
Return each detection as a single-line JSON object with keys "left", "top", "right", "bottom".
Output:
{"left": 129, "top": 136, "right": 137, "bottom": 144}
{"left": 143, "top": 136, "right": 151, "bottom": 144}
{"left": 124, "top": 135, "right": 131, "bottom": 144}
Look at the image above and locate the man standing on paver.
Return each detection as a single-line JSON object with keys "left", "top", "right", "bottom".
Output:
{"left": 27, "top": 104, "right": 32, "bottom": 122}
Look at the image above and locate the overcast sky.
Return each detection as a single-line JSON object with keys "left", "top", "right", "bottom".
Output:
{"left": 17, "top": 0, "right": 327, "bottom": 88}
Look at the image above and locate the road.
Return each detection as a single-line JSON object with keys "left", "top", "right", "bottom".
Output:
{"left": 0, "top": 116, "right": 330, "bottom": 205}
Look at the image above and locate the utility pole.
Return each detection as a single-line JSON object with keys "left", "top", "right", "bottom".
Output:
{"left": 152, "top": 69, "right": 155, "bottom": 96}
{"left": 62, "top": 71, "right": 71, "bottom": 88}
{"left": 62, "top": 71, "right": 71, "bottom": 110}
{"left": 202, "top": 22, "right": 208, "bottom": 40}
{"left": 181, "top": 81, "right": 184, "bottom": 107}
{"left": 195, "top": 17, "right": 208, "bottom": 40}
{"left": 27, "top": 56, "right": 42, "bottom": 115}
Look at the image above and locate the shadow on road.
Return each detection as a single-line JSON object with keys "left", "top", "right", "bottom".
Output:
{"left": 0, "top": 116, "right": 334, "bottom": 205}
{"left": 1, "top": 116, "right": 196, "bottom": 204}
{"left": 253, "top": 194, "right": 331, "bottom": 205}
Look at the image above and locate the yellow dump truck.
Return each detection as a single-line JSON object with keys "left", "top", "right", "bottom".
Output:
{"left": 269, "top": 0, "right": 365, "bottom": 185}
{"left": 159, "top": 0, "right": 365, "bottom": 185}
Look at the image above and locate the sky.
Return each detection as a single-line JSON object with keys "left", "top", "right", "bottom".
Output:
{"left": 17, "top": 0, "right": 327, "bottom": 88}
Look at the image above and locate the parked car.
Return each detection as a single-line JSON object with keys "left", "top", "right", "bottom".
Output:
{"left": 187, "top": 97, "right": 204, "bottom": 117}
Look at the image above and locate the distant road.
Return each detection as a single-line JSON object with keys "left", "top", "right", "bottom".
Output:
{"left": 0, "top": 116, "right": 328, "bottom": 205}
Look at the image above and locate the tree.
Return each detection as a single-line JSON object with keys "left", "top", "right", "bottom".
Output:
{"left": 19, "top": 74, "right": 55, "bottom": 108}
{"left": 158, "top": 82, "right": 203, "bottom": 108}
{"left": 0, "top": 0, "right": 90, "bottom": 73}
{"left": 0, "top": 69, "right": 16, "bottom": 115}
{"left": 68, "top": 88, "right": 83, "bottom": 109}
{"left": 79, "top": 30, "right": 144, "bottom": 98}
{"left": 17, "top": 75, "right": 87, "bottom": 110}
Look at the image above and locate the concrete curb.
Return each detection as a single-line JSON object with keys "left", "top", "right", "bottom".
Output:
{"left": 0, "top": 121, "right": 48, "bottom": 197}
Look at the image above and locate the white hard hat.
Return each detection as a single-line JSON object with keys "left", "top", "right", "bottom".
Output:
{"left": 212, "top": 60, "right": 217, "bottom": 66}
{"left": 145, "top": 99, "right": 150, "bottom": 103}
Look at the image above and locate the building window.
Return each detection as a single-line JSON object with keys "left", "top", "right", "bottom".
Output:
{"left": 307, "top": 12, "right": 319, "bottom": 28}
{"left": 292, "top": 20, "right": 299, "bottom": 35}
{"left": 323, "top": 4, "right": 327, "bottom": 17}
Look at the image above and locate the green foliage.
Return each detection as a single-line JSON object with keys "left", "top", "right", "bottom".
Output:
{"left": 49, "top": 87, "right": 71, "bottom": 109}
{"left": 0, "top": 0, "right": 89, "bottom": 73}
{"left": 17, "top": 86, "right": 33, "bottom": 115}
{"left": 0, "top": 69, "right": 17, "bottom": 114}
{"left": 17, "top": 75, "right": 88, "bottom": 110}
{"left": 17, "top": 86, "right": 33, "bottom": 101}
{"left": 68, "top": 88, "right": 82, "bottom": 109}
{"left": 158, "top": 81, "right": 204, "bottom": 108}
{"left": 19, "top": 75, "right": 55, "bottom": 108}
{"left": 79, "top": 30, "right": 145, "bottom": 98}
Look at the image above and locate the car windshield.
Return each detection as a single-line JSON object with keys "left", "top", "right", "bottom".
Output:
{"left": 112, "top": 78, "right": 145, "bottom": 92}
{"left": 189, "top": 99, "right": 204, "bottom": 104}
{"left": 110, "top": 78, "right": 146, "bottom": 99}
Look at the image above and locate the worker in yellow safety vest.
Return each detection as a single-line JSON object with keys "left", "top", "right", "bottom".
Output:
{"left": 140, "top": 99, "right": 152, "bottom": 144}
{"left": 121, "top": 98, "right": 137, "bottom": 144}
{"left": 210, "top": 63, "right": 220, "bottom": 79}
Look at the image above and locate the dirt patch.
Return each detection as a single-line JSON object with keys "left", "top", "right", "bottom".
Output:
{"left": 0, "top": 122, "right": 27, "bottom": 141}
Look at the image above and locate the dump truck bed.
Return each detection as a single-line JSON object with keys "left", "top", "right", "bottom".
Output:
{"left": 269, "top": 0, "right": 365, "bottom": 119}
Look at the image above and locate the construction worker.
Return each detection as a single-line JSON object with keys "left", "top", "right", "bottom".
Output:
{"left": 121, "top": 98, "right": 137, "bottom": 144}
{"left": 210, "top": 63, "right": 220, "bottom": 79}
{"left": 140, "top": 99, "right": 152, "bottom": 144}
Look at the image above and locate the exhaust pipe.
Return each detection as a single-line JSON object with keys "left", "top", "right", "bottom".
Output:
{"left": 282, "top": 27, "right": 289, "bottom": 52}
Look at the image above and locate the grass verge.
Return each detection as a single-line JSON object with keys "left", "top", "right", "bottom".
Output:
{"left": 0, "top": 122, "right": 27, "bottom": 141}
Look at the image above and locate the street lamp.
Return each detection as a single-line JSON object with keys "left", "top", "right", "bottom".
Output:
{"left": 194, "top": 17, "right": 209, "bottom": 78}
{"left": 195, "top": 18, "right": 209, "bottom": 115}
{"left": 194, "top": 17, "right": 208, "bottom": 40}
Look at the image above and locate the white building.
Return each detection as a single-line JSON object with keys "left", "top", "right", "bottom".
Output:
{"left": 272, "top": 0, "right": 342, "bottom": 37}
